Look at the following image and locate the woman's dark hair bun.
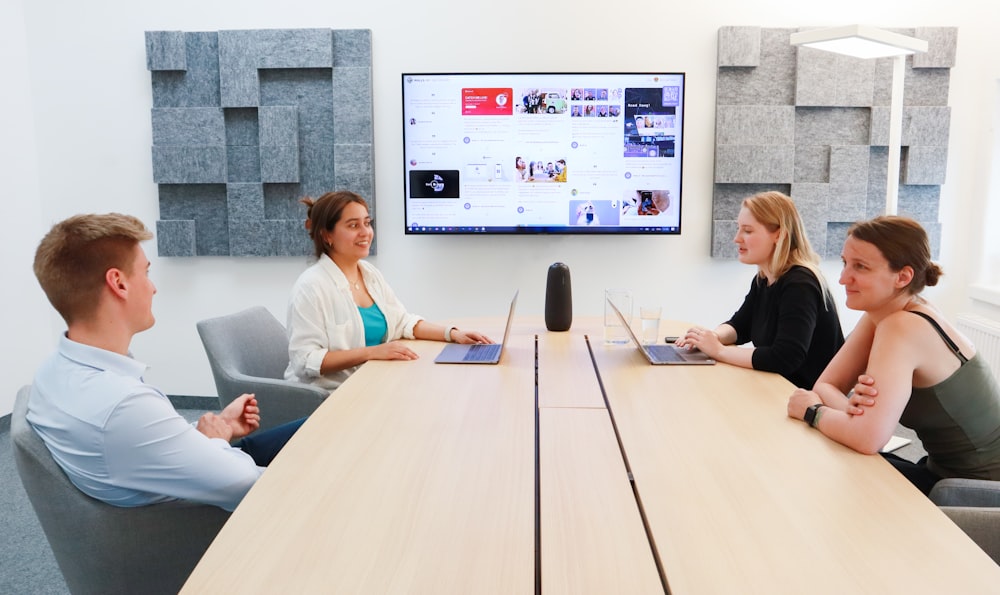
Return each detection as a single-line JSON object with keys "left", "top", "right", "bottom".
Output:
{"left": 925, "top": 262, "right": 943, "bottom": 287}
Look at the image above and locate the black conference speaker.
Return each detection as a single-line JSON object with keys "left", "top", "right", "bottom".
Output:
{"left": 545, "top": 262, "right": 572, "bottom": 331}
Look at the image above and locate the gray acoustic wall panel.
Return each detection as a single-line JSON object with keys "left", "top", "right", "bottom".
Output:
{"left": 870, "top": 106, "right": 951, "bottom": 147}
{"left": 259, "top": 105, "right": 301, "bottom": 184}
{"left": 788, "top": 182, "right": 830, "bottom": 254}
{"left": 913, "top": 27, "right": 958, "bottom": 68}
{"left": 715, "top": 145, "right": 795, "bottom": 184}
{"left": 259, "top": 106, "right": 299, "bottom": 146}
{"left": 718, "top": 26, "right": 761, "bottom": 67}
{"left": 879, "top": 62, "right": 951, "bottom": 106}
{"left": 145, "top": 31, "right": 187, "bottom": 71}
{"left": 150, "top": 33, "right": 221, "bottom": 108}
{"left": 260, "top": 146, "right": 301, "bottom": 183}
{"left": 227, "top": 146, "right": 261, "bottom": 183}
{"left": 333, "top": 29, "right": 372, "bottom": 66}
{"left": 827, "top": 145, "right": 871, "bottom": 221}
{"left": 334, "top": 144, "right": 376, "bottom": 211}
{"left": 155, "top": 220, "right": 197, "bottom": 257}
{"left": 157, "top": 184, "right": 229, "bottom": 256}
{"left": 713, "top": 26, "right": 955, "bottom": 259}
{"left": 146, "top": 28, "right": 374, "bottom": 257}
{"left": 217, "top": 29, "right": 333, "bottom": 108}
{"left": 151, "top": 146, "right": 227, "bottom": 184}
{"left": 793, "top": 145, "right": 831, "bottom": 183}
{"left": 151, "top": 108, "right": 226, "bottom": 145}
{"left": 716, "top": 105, "right": 795, "bottom": 145}
{"left": 904, "top": 146, "right": 948, "bottom": 185}
{"left": 716, "top": 28, "right": 797, "bottom": 107}
{"left": 795, "top": 49, "right": 876, "bottom": 107}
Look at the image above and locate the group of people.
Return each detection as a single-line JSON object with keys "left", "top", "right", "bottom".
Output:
{"left": 515, "top": 156, "right": 566, "bottom": 182}
{"left": 570, "top": 104, "right": 616, "bottom": 118}
{"left": 675, "top": 191, "right": 1000, "bottom": 493}
{"left": 24, "top": 188, "right": 1000, "bottom": 519}
{"left": 26, "top": 193, "right": 493, "bottom": 513}
{"left": 570, "top": 88, "right": 609, "bottom": 101}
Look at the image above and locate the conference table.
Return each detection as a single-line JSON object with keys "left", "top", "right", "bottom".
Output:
{"left": 182, "top": 317, "right": 1000, "bottom": 594}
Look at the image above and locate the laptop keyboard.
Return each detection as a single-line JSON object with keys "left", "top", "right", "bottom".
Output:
{"left": 463, "top": 343, "right": 502, "bottom": 362}
{"left": 646, "top": 345, "right": 686, "bottom": 362}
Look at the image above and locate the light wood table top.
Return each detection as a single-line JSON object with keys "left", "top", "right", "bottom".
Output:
{"left": 183, "top": 329, "right": 536, "bottom": 594}
{"left": 184, "top": 316, "right": 1000, "bottom": 594}
{"left": 536, "top": 330, "right": 664, "bottom": 594}
{"left": 591, "top": 323, "right": 1000, "bottom": 594}
{"left": 536, "top": 321, "right": 605, "bottom": 409}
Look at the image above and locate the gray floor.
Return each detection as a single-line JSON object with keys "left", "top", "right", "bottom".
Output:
{"left": 1, "top": 406, "right": 210, "bottom": 595}
{"left": 0, "top": 406, "right": 924, "bottom": 594}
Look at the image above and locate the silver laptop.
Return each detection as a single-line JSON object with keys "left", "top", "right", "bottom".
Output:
{"left": 607, "top": 298, "right": 715, "bottom": 365}
{"left": 434, "top": 291, "right": 518, "bottom": 364}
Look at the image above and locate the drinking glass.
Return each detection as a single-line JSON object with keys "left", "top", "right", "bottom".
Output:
{"left": 639, "top": 305, "right": 662, "bottom": 345}
{"left": 604, "top": 289, "right": 633, "bottom": 345}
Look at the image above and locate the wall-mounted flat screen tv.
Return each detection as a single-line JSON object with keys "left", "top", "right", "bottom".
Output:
{"left": 402, "top": 73, "right": 685, "bottom": 234}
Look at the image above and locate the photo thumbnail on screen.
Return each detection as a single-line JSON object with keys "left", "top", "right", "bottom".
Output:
{"left": 516, "top": 157, "right": 566, "bottom": 182}
{"left": 518, "top": 88, "right": 568, "bottom": 114}
{"left": 569, "top": 199, "right": 620, "bottom": 227}
{"left": 620, "top": 190, "right": 671, "bottom": 216}
{"left": 409, "top": 170, "right": 461, "bottom": 198}
{"left": 623, "top": 86, "right": 680, "bottom": 158}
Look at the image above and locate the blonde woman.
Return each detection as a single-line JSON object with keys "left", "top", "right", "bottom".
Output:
{"left": 677, "top": 191, "right": 844, "bottom": 387}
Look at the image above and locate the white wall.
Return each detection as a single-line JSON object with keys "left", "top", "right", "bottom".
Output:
{"left": 4, "top": 0, "right": 997, "bottom": 412}
{"left": 1, "top": 0, "right": 57, "bottom": 414}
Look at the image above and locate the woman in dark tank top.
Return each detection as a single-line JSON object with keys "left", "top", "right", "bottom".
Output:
{"left": 787, "top": 215, "right": 1000, "bottom": 494}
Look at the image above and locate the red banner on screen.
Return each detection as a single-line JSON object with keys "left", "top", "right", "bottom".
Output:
{"left": 462, "top": 88, "right": 513, "bottom": 116}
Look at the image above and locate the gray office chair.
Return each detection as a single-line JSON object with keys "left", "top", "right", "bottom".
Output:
{"left": 11, "top": 385, "right": 230, "bottom": 595}
{"left": 196, "top": 306, "right": 329, "bottom": 431}
{"left": 930, "top": 478, "right": 1000, "bottom": 564}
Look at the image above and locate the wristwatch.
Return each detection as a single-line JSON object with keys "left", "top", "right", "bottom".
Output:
{"left": 804, "top": 403, "right": 824, "bottom": 427}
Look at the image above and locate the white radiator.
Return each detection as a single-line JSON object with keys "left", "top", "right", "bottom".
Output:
{"left": 956, "top": 314, "right": 1000, "bottom": 383}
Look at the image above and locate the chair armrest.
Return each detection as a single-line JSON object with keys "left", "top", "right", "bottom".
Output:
{"left": 213, "top": 373, "right": 330, "bottom": 430}
{"left": 939, "top": 506, "right": 1000, "bottom": 564}
{"left": 219, "top": 371, "right": 330, "bottom": 401}
{"left": 929, "top": 478, "right": 1000, "bottom": 507}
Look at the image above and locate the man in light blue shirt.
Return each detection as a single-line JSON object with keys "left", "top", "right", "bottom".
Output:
{"left": 28, "top": 213, "right": 303, "bottom": 512}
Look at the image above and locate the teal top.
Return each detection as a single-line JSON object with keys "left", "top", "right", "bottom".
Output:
{"left": 358, "top": 303, "right": 388, "bottom": 347}
{"left": 900, "top": 311, "right": 1000, "bottom": 480}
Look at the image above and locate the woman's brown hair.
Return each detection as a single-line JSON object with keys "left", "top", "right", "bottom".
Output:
{"left": 846, "top": 215, "right": 942, "bottom": 294}
{"left": 301, "top": 191, "right": 370, "bottom": 259}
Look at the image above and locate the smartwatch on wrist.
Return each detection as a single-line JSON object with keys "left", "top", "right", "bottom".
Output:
{"left": 804, "top": 403, "right": 824, "bottom": 427}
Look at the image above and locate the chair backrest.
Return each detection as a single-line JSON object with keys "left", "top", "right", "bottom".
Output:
{"left": 11, "top": 386, "right": 230, "bottom": 595}
{"left": 196, "top": 306, "right": 329, "bottom": 430}
{"left": 196, "top": 306, "right": 291, "bottom": 391}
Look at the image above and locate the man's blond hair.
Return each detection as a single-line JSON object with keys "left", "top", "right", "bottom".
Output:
{"left": 34, "top": 213, "right": 152, "bottom": 324}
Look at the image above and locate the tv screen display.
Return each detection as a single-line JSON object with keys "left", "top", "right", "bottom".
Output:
{"left": 402, "top": 73, "right": 685, "bottom": 234}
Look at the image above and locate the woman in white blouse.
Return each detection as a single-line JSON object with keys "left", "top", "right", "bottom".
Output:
{"left": 285, "top": 191, "right": 492, "bottom": 389}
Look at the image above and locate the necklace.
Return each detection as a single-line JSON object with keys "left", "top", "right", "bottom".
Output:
{"left": 336, "top": 261, "right": 363, "bottom": 291}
